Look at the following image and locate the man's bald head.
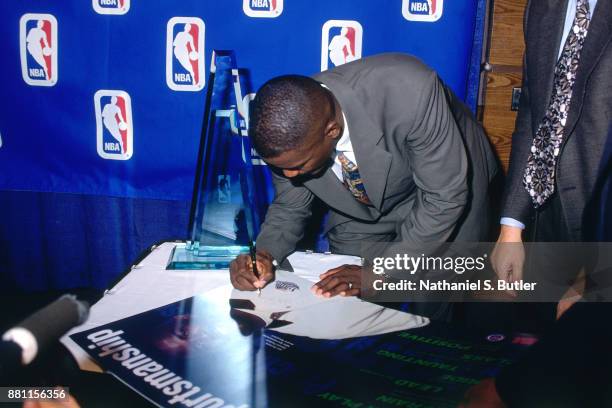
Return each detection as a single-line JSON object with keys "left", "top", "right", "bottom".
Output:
{"left": 249, "top": 75, "right": 335, "bottom": 159}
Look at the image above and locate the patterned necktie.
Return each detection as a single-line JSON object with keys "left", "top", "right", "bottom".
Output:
{"left": 337, "top": 151, "right": 372, "bottom": 205}
{"left": 523, "top": 0, "right": 590, "bottom": 207}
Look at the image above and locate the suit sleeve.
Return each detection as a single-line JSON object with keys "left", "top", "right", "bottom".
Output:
{"left": 255, "top": 169, "right": 314, "bottom": 263}
{"left": 397, "top": 71, "right": 469, "bottom": 245}
{"left": 501, "top": 3, "right": 535, "bottom": 225}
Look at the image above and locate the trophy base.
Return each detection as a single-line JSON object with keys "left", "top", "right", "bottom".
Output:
{"left": 167, "top": 242, "right": 249, "bottom": 270}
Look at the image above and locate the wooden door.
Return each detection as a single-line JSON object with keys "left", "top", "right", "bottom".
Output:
{"left": 481, "top": 0, "right": 528, "bottom": 172}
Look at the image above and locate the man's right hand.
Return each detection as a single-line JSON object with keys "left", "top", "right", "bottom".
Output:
{"left": 229, "top": 250, "right": 275, "bottom": 291}
{"left": 491, "top": 225, "right": 525, "bottom": 296}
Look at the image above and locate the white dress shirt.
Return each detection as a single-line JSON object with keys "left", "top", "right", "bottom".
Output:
{"left": 331, "top": 112, "right": 357, "bottom": 181}
{"left": 501, "top": 0, "right": 598, "bottom": 230}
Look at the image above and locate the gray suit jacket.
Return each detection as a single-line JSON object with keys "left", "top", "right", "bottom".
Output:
{"left": 256, "top": 53, "right": 499, "bottom": 262}
{"left": 502, "top": 0, "right": 612, "bottom": 240}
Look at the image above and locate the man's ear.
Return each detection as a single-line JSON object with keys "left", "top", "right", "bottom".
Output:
{"left": 325, "top": 120, "right": 342, "bottom": 140}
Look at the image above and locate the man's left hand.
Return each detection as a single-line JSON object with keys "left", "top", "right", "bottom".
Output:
{"left": 311, "top": 264, "right": 362, "bottom": 297}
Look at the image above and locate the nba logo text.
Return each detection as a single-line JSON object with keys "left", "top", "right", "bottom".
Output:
{"left": 92, "top": 0, "right": 130, "bottom": 15}
{"left": 166, "top": 17, "right": 206, "bottom": 91}
{"left": 20, "top": 14, "right": 58, "bottom": 86}
{"left": 402, "top": 0, "right": 443, "bottom": 22}
{"left": 321, "top": 20, "right": 363, "bottom": 71}
{"left": 94, "top": 90, "right": 133, "bottom": 160}
{"left": 243, "top": 0, "right": 283, "bottom": 18}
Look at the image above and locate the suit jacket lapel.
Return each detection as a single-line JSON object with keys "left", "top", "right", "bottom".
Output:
{"left": 565, "top": 0, "right": 612, "bottom": 138}
{"left": 317, "top": 77, "right": 392, "bottom": 211}
{"left": 528, "top": 0, "right": 568, "bottom": 127}
{"left": 304, "top": 166, "right": 374, "bottom": 221}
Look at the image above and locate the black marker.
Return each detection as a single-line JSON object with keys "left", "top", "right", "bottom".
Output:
{"left": 249, "top": 243, "right": 261, "bottom": 296}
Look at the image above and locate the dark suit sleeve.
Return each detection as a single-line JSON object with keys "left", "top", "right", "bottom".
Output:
{"left": 397, "top": 71, "right": 469, "bottom": 245}
{"left": 501, "top": 3, "right": 535, "bottom": 225}
{"left": 254, "top": 169, "right": 314, "bottom": 263}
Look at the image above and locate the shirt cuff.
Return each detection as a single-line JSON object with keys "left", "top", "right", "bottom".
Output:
{"left": 500, "top": 217, "right": 526, "bottom": 229}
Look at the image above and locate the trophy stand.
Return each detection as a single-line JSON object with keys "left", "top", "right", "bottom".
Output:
{"left": 168, "top": 51, "right": 263, "bottom": 269}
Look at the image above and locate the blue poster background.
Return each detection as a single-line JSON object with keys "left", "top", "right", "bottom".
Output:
{"left": 0, "top": 0, "right": 479, "bottom": 200}
{"left": 0, "top": 0, "right": 485, "bottom": 290}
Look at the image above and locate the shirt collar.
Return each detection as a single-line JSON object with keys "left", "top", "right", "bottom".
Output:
{"left": 335, "top": 112, "right": 351, "bottom": 153}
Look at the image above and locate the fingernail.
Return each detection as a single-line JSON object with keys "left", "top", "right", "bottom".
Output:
{"left": 324, "top": 292, "right": 331, "bottom": 298}
{"left": 340, "top": 292, "right": 346, "bottom": 296}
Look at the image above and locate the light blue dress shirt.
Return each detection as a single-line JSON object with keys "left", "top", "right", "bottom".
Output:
{"left": 501, "top": 0, "right": 598, "bottom": 230}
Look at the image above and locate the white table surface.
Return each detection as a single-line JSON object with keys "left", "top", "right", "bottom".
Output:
{"left": 60, "top": 242, "right": 365, "bottom": 371}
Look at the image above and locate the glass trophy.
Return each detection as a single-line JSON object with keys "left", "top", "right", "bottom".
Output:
{"left": 168, "top": 51, "right": 265, "bottom": 270}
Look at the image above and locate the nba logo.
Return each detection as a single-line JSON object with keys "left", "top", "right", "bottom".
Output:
{"left": 166, "top": 17, "right": 206, "bottom": 91}
{"left": 243, "top": 0, "right": 283, "bottom": 18}
{"left": 241, "top": 92, "right": 266, "bottom": 166}
{"left": 402, "top": 0, "right": 443, "bottom": 22}
{"left": 92, "top": 0, "right": 130, "bottom": 15}
{"left": 321, "top": 20, "right": 363, "bottom": 71}
{"left": 19, "top": 14, "right": 58, "bottom": 86}
{"left": 94, "top": 90, "right": 133, "bottom": 160}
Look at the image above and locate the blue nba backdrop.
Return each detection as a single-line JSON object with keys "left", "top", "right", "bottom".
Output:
{"left": 0, "top": 0, "right": 485, "bottom": 289}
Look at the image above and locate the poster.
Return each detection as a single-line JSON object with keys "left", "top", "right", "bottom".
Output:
{"left": 70, "top": 290, "right": 534, "bottom": 408}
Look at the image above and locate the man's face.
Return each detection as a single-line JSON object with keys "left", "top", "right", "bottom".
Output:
{"left": 264, "top": 97, "right": 343, "bottom": 180}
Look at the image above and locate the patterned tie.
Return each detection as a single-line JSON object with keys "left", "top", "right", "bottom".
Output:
{"left": 523, "top": 0, "right": 590, "bottom": 207}
{"left": 337, "top": 151, "right": 372, "bottom": 205}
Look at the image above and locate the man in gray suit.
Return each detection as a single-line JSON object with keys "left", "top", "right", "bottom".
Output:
{"left": 230, "top": 53, "right": 498, "bottom": 299}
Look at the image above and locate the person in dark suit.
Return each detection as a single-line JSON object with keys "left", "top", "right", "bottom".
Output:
{"left": 491, "top": 0, "right": 611, "bottom": 312}
{"left": 229, "top": 53, "right": 499, "bottom": 301}
{"left": 461, "top": 124, "right": 612, "bottom": 408}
